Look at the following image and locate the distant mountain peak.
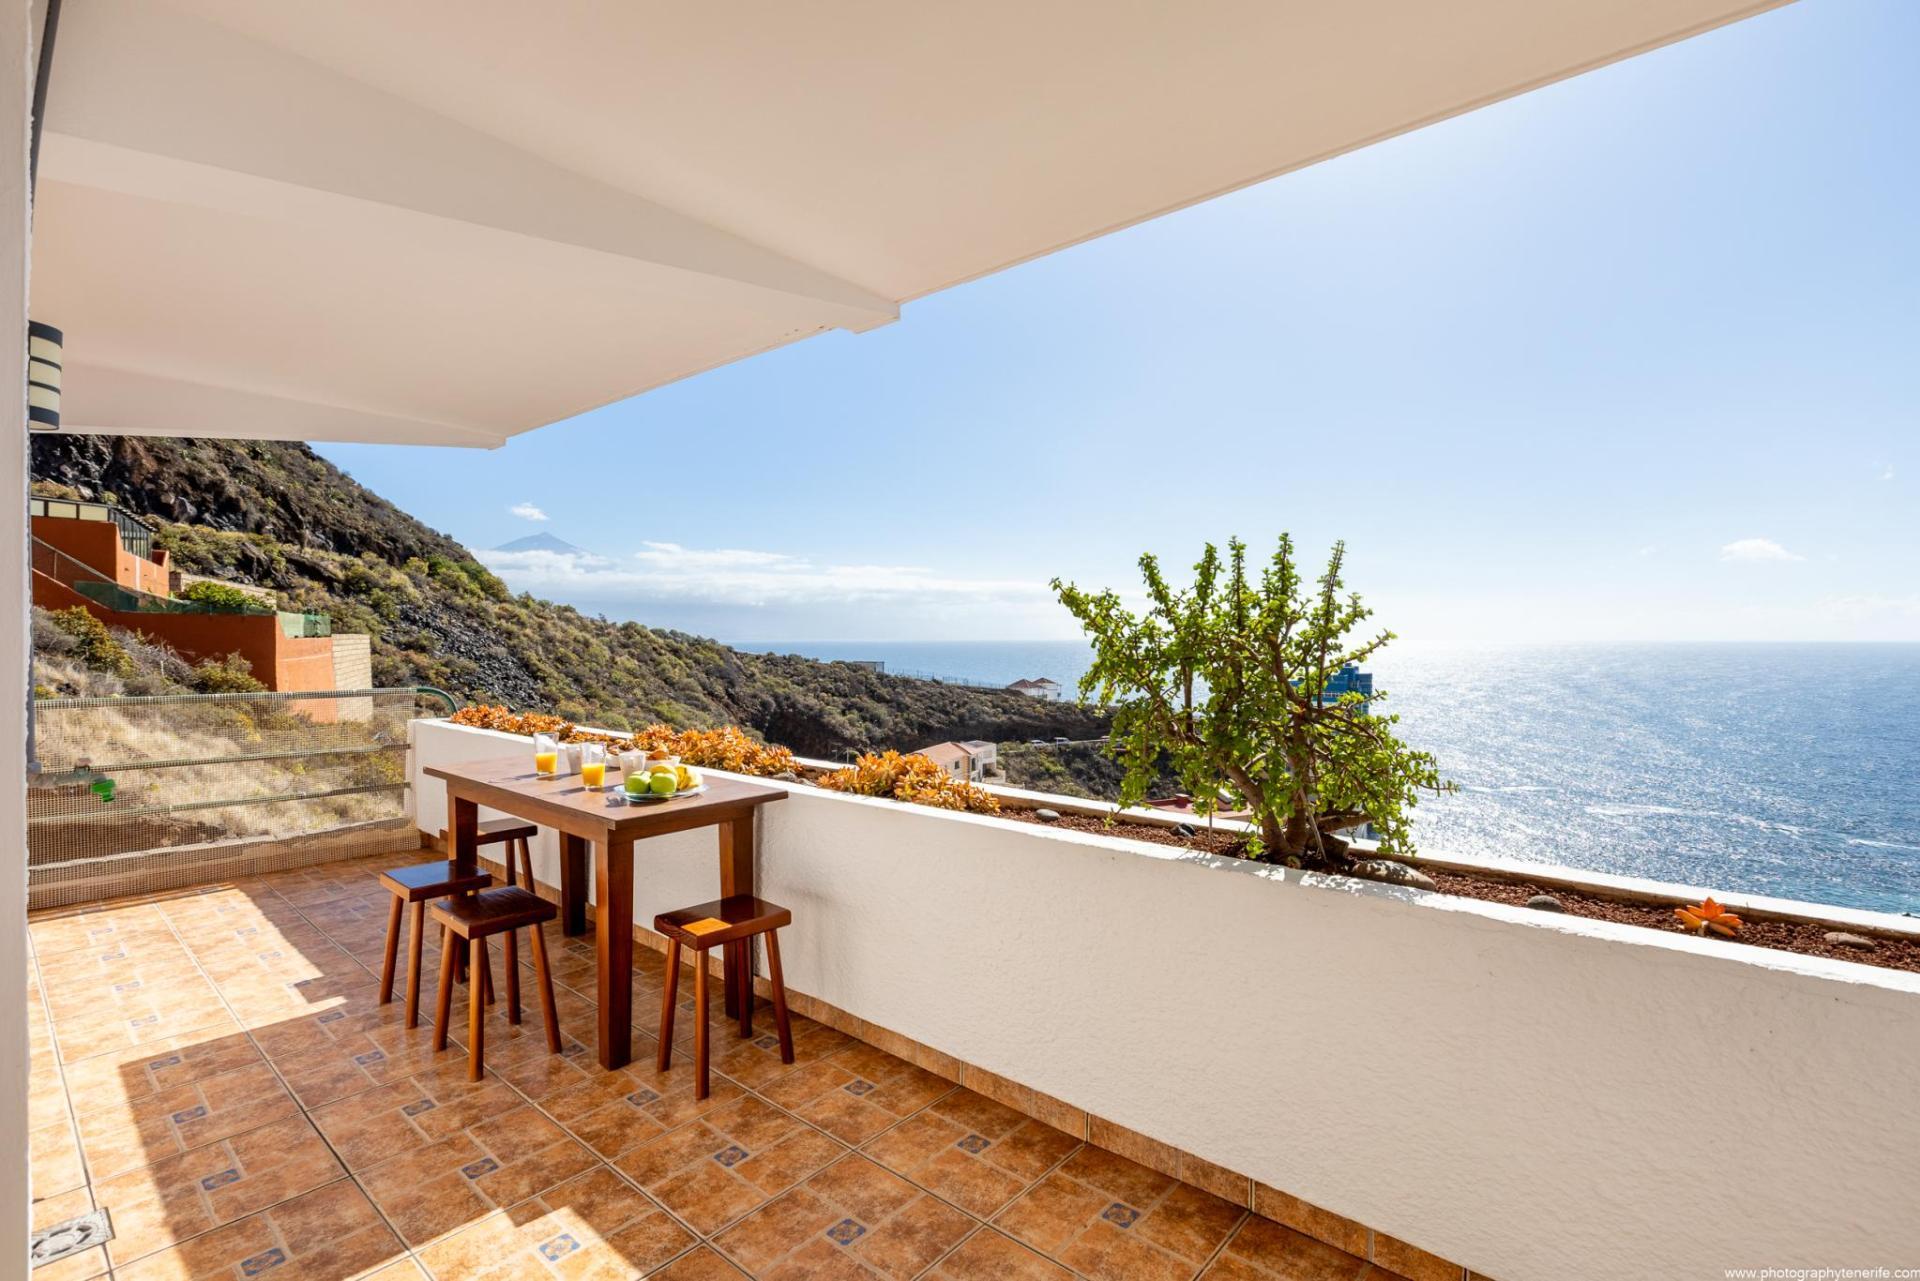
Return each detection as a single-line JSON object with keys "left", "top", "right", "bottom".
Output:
{"left": 494, "top": 531, "right": 584, "bottom": 555}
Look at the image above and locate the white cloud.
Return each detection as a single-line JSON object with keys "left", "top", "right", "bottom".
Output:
{"left": 479, "top": 542, "right": 1053, "bottom": 612}
{"left": 509, "top": 502, "right": 549, "bottom": 522}
{"left": 1883, "top": 465, "right": 1896, "bottom": 481}
{"left": 1637, "top": 545, "right": 1657, "bottom": 558}
{"left": 1719, "top": 537, "right": 1805, "bottom": 563}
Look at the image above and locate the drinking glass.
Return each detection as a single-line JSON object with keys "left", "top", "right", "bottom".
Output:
{"left": 533, "top": 732, "right": 559, "bottom": 777}
{"left": 580, "top": 743, "right": 607, "bottom": 790}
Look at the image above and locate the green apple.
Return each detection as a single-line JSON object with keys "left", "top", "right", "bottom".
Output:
{"left": 624, "top": 773, "right": 648, "bottom": 795}
{"left": 649, "top": 771, "right": 678, "bottom": 796}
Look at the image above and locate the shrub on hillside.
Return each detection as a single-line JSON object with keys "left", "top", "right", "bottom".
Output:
{"left": 189, "top": 653, "right": 268, "bottom": 694}
{"left": 179, "top": 580, "right": 270, "bottom": 611}
{"left": 46, "top": 607, "right": 134, "bottom": 679}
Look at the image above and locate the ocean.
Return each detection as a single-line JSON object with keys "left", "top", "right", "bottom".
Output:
{"left": 734, "top": 641, "right": 1920, "bottom": 915}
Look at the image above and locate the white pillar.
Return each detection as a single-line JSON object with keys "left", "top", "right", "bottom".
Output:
{"left": 2, "top": 0, "right": 33, "bottom": 1268}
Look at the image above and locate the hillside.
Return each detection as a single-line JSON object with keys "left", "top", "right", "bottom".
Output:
{"left": 30, "top": 435, "right": 1109, "bottom": 758}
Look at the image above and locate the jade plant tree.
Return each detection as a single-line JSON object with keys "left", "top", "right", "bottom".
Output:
{"left": 1053, "top": 535, "right": 1448, "bottom": 867}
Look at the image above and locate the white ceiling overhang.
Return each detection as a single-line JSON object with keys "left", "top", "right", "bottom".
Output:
{"left": 31, "top": 0, "right": 1790, "bottom": 446}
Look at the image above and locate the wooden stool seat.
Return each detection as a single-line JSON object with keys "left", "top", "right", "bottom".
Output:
{"left": 377, "top": 860, "right": 494, "bottom": 1029}
{"left": 654, "top": 895, "right": 794, "bottom": 1099}
{"left": 432, "top": 888, "right": 561, "bottom": 1080}
{"left": 379, "top": 860, "right": 493, "bottom": 902}
{"left": 438, "top": 818, "right": 539, "bottom": 889}
{"left": 435, "top": 886, "right": 557, "bottom": 935}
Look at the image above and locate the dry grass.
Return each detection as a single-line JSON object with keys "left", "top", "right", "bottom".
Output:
{"left": 30, "top": 655, "right": 408, "bottom": 866}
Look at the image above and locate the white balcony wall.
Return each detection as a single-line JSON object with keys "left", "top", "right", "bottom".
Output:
{"left": 412, "top": 719, "right": 1920, "bottom": 1280}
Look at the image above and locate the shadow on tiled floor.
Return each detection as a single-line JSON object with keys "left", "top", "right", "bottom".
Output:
{"left": 28, "top": 856, "right": 1409, "bottom": 1280}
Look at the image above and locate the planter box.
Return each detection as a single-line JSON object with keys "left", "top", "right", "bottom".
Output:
{"left": 410, "top": 717, "right": 1920, "bottom": 1280}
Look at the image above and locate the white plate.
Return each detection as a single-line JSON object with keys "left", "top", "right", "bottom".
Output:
{"left": 616, "top": 782, "right": 709, "bottom": 804}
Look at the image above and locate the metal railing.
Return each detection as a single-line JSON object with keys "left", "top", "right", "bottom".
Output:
{"left": 30, "top": 495, "right": 156, "bottom": 561}
{"left": 26, "top": 687, "right": 457, "bottom": 893}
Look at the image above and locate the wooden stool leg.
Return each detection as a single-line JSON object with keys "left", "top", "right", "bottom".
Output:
{"left": 468, "top": 935, "right": 488, "bottom": 1081}
{"left": 378, "top": 894, "right": 403, "bottom": 1005}
{"left": 502, "top": 841, "right": 516, "bottom": 887}
{"left": 405, "top": 901, "right": 426, "bottom": 1028}
{"left": 693, "top": 946, "right": 709, "bottom": 1101}
{"left": 519, "top": 837, "right": 536, "bottom": 891}
{"left": 735, "top": 940, "right": 753, "bottom": 1040}
{"left": 765, "top": 930, "right": 794, "bottom": 1064}
{"left": 530, "top": 921, "right": 562, "bottom": 1054}
{"left": 657, "top": 939, "right": 681, "bottom": 1071}
{"left": 480, "top": 944, "right": 495, "bottom": 1005}
{"left": 433, "top": 931, "right": 457, "bottom": 1051}
{"left": 504, "top": 926, "right": 521, "bottom": 1025}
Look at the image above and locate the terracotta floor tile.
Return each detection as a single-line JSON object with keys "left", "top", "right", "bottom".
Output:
{"left": 1058, "top": 1219, "right": 1201, "bottom": 1281}
{"left": 1060, "top": 1145, "right": 1176, "bottom": 1207}
{"left": 29, "top": 906, "right": 177, "bottom": 957}
{"left": 222, "top": 971, "right": 380, "bottom": 1030}
{"left": 706, "top": 1020, "right": 840, "bottom": 1092}
{"left": 928, "top": 1227, "right": 1077, "bottom": 1279}
{"left": 1203, "top": 1215, "right": 1376, "bottom": 1280}
{"left": 614, "top": 1107, "right": 845, "bottom": 1235}
{"left": 39, "top": 955, "right": 207, "bottom": 1021}
{"left": 646, "top": 1159, "right": 775, "bottom": 1238}
{"left": 992, "top": 1168, "right": 1112, "bottom": 1256}
{"left": 30, "top": 1119, "right": 87, "bottom": 1199}
{"left": 653, "top": 1246, "right": 753, "bottom": 1279}
{"left": 731, "top": 1128, "right": 847, "bottom": 1199}
{"left": 50, "top": 989, "right": 233, "bottom": 1065}
{"left": 356, "top": 1103, "right": 597, "bottom": 1246}
{"left": 415, "top": 1164, "right": 694, "bottom": 1279}
{"left": 95, "top": 1114, "right": 346, "bottom": 1268}
{"left": 112, "top": 1177, "right": 406, "bottom": 1281}
{"left": 75, "top": 1059, "right": 299, "bottom": 1183}
{"left": 860, "top": 1111, "right": 1029, "bottom": 1218}
{"left": 924, "top": 1090, "right": 1032, "bottom": 1141}
{"left": 310, "top": 1063, "right": 521, "bottom": 1171}
{"left": 998, "top": 1147, "right": 1240, "bottom": 1279}
{"left": 1134, "top": 1182, "right": 1247, "bottom": 1264}
{"left": 717, "top": 1155, "right": 975, "bottom": 1280}
{"left": 532, "top": 1059, "right": 737, "bottom": 1164}
{"left": 60, "top": 1022, "right": 262, "bottom": 1120}
{"left": 756, "top": 1059, "right": 858, "bottom": 1111}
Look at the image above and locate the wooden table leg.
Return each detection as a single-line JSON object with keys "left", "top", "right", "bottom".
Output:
{"left": 594, "top": 835, "right": 634, "bottom": 1070}
{"left": 719, "top": 815, "right": 754, "bottom": 1018}
{"left": 448, "top": 790, "right": 479, "bottom": 985}
{"left": 560, "top": 832, "right": 589, "bottom": 937}
{"left": 449, "top": 794, "right": 479, "bottom": 873}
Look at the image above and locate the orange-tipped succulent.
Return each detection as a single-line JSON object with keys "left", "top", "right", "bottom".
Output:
{"left": 1675, "top": 897, "right": 1743, "bottom": 938}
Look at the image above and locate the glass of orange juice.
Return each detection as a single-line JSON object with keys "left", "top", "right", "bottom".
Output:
{"left": 533, "top": 733, "right": 559, "bottom": 777}
{"left": 579, "top": 743, "right": 607, "bottom": 790}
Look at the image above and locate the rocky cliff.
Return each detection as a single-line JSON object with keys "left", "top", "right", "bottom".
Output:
{"left": 31, "top": 434, "right": 1109, "bottom": 758}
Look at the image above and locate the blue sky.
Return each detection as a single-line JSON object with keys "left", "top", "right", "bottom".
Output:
{"left": 316, "top": 0, "right": 1917, "bottom": 647}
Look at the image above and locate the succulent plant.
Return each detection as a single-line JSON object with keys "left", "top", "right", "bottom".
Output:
{"left": 1675, "top": 897, "right": 1744, "bottom": 939}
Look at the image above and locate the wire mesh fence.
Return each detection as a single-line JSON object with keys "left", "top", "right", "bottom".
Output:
{"left": 26, "top": 687, "right": 455, "bottom": 907}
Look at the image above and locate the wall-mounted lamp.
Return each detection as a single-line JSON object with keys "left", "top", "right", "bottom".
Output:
{"left": 28, "top": 321, "right": 61, "bottom": 431}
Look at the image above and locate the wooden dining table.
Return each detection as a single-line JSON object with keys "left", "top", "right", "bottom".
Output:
{"left": 424, "top": 755, "right": 787, "bottom": 1069}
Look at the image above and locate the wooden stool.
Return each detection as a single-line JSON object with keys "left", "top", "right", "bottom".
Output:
{"left": 437, "top": 817, "right": 538, "bottom": 888}
{"left": 655, "top": 896, "right": 793, "bottom": 1099}
{"left": 432, "top": 887, "right": 561, "bottom": 1081}
{"left": 378, "top": 860, "right": 494, "bottom": 1028}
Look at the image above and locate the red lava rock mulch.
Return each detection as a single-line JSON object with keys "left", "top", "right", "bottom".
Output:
{"left": 998, "top": 806, "right": 1920, "bottom": 975}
